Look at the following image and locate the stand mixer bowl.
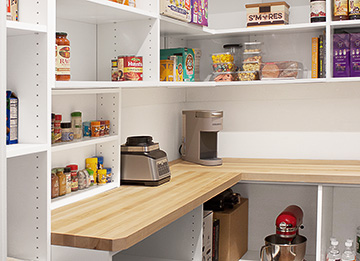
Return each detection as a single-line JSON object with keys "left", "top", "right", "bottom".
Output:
{"left": 260, "top": 235, "right": 307, "bottom": 261}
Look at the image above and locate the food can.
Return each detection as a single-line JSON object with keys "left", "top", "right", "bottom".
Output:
{"left": 100, "top": 120, "right": 105, "bottom": 136}
{"left": 97, "top": 169, "right": 107, "bottom": 185}
{"left": 104, "top": 120, "right": 110, "bottom": 136}
{"left": 83, "top": 121, "right": 91, "bottom": 137}
{"left": 91, "top": 121, "right": 100, "bottom": 137}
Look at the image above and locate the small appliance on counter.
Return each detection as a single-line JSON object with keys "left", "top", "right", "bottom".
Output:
{"left": 121, "top": 136, "right": 171, "bottom": 186}
{"left": 260, "top": 205, "right": 307, "bottom": 261}
{"left": 181, "top": 110, "right": 223, "bottom": 166}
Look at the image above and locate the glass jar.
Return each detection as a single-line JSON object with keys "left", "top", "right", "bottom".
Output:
{"left": 349, "top": 0, "right": 360, "bottom": 19}
{"left": 333, "top": 0, "right": 349, "bottom": 20}
{"left": 66, "top": 164, "right": 79, "bottom": 191}
{"left": 56, "top": 32, "right": 71, "bottom": 81}
{"left": 61, "top": 122, "right": 74, "bottom": 142}
{"left": 51, "top": 169, "right": 59, "bottom": 199}
{"left": 56, "top": 168, "right": 66, "bottom": 196}
{"left": 64, "top": 167, "right": 72, "bottom": 194}
{"left": 71, "top": 111, "right": 82, "bottom": 139}
{"left": 310, "top": 0, "right": 326, "bottom": 22}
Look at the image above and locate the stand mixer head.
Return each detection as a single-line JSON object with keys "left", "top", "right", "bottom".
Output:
{"left": 276, "top": 205, "right": 304, "bottom": 240}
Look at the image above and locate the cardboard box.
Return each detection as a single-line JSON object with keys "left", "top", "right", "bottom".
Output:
{"left": 7, "top": 0, "right": 18, "bottom": 21}
{"left": 245, "top": 2, "right": 289, "bottom": 27}
{"left": 6, "top": 91, "right": 18, "bottom": 145}
{"left": 311, "top": 37, "right": 319, "bottom": 78}
{"left": 213, "top": 198, "right": 248, "bottom": 261}
{"left": 160, "top": 48, "right": 195, "bottom": 82}
{"left": 160, "top": 60, "right": 175, "bottom": 81}
{"left": 203, "top": 210, "right": 213, "bottom": 261}
{"left": 160, "top": 0, "right": 191, "bottom": 22}
{"left": 350, "top": 33, "right": 360, "bottom": 77}
{"left": 190, "top": 0, "right": 208, "bottom": 26}
{"left": 333, "top": 34, "right": 350, "bottom": 77}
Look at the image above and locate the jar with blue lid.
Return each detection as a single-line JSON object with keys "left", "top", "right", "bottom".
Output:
{"left": 61, "top": 122, "right": 74, "bottom": 142}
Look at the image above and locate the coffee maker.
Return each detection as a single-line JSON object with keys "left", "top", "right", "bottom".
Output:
{"left": 181, "top": 110, "right": 223, "bottom": 166}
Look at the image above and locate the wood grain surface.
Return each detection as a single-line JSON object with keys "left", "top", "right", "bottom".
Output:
{"left": 51, "top": 158, "right": 360, "bottom": 252}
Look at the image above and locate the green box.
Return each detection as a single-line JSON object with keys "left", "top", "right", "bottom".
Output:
{"left": 160, "top": 48, "right": 195, "bottom": 82}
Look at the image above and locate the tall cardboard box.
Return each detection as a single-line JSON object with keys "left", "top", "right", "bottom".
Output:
{"left": 203, "top": 210, "right": 213, "bottom": 260}
{"left": 213, "top": 198, "right": 248, "bottom": 261}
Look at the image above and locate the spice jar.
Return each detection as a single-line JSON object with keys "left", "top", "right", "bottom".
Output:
{"left": 56, "top": 32, "right": 71, "bottom": 81}
{"left": 54, "top": 114, "right": 62, "bottom": 143}
{"left": 91, "top": 121, "right": 100, "bottom": 137}
{"left": 310, "top": 0, "right": 326, "bottom": 22}
{"left": 83, "top": 121, "right": 91, "bottom": 138}
{"left": 64, "top": 167, "right": 72, "bottom": 194}
{"left": 333, "top": 0, "right": 349, "bottom": 20}
{"left": 71, "top": 111, "right": 82, "bottom": 139}
{"left": 56, "top": 168, "right": 67, "bottom": 196}
{"left": 61, "top": 122, "right": 74, "bottom": 142}
{"left": 51, "top": 169, "right": 60, "bottom": 199}
{"left": 66, "top": 164, "right": 79, "bottom": 191}
{"left": 349, "top": 0, "right": 360, "bottom": 19}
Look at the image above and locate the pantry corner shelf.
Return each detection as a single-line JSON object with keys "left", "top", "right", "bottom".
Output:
{"left": 330, "top": 19, "right": 360, "bottom": 29}
{"left": 160, "top": 15, "right": 212, "bottom": 37}
{"left": 51, "top": 135, "right": 119, "bottom": 153}
{"left": 6, "top": 143, "right": 49, "bottom": 158}
{"left": 6, "top": 21, "right": 47, "bottom": 36}
{"left": 51, "top": 182, "right": 118, "bottom": 210}
{"left": 57, "top": 0, "right": 158, "bottom": 24}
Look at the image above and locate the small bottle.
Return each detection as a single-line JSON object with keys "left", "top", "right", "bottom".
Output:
{"left": 327, "top": 240, "right": 341, "bottom": 261}
{"left": 342, "top": 240, "right": 356, "bottom": 261}
{"left": 356, "top": 226, "right": 360, "bottom": 261}
{"left": 71, "top": 111, "right": 82, "bottom": 139}
{"left": 56, "top": 168, "right": 67, "bottom": 196}
{"left": 61, "top": 122, "right": 74, "bottom": 142}
{"left": 56, "top": 32, "right": 71, "bottom": 81}
{"left": 54, "top": 114, "right": 62, "bottom": 143}
{"left": 349, "top": 0, "right": 360, "bottom": 19}
{"left": 333, "top": 0, "right": 349, "bottom": 20}
{"left": 51, "top": 169, "right": 60, "bottom": 199}
{"left": 64, "top": 167, "right": 72, "bottom": 194}
{"left": 311, "top": 0, "right": 326, "bottom": 22}
{"left": 66, "top": 164, "right": 79, "bottom": 192}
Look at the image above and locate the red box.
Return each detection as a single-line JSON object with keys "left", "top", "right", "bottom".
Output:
{"left": 118, "top": 56, "right": 143, "bottom": 81}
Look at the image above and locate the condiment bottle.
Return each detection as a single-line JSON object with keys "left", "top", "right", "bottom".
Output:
{"left": 310, "top": 0, "right": 326, "bottom": 22}
{"left": 61, "top": 122, "right": 74, "bottom": 142}
{"left": 56, "top": 168, "right": 67, "bottom": 196}
{"left": 64, "top": 167, "right": 72, "bottom": 194}
{"left": 91, "top": 121, "right": 100, "bottom": 137}
{"left": 71, "top": 111, "right": 82, "bottom": 139}
{"left": 349, "top": 0, "right": 360, "bottom": 19}
{"left": 51, "top": 169, "right": 60, "bottom": 199}
{"left": 333, "top": 0, "right": 349, "bottom": 20}
{"left": 56, "top": 32, "right": 71, "bottom": 81}
{"left": 54, "top": 114, "right": 62, "bottom": 143}
{"left": 66, "top": 164, "right": 79, "bottom": 191}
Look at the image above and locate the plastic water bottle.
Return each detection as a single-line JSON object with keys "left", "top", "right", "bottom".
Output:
{"left": 327, "top": 240, "right": 341, "bottom": 261}
{"left": 342, "top": 240, "right": 356, "bottom": 261}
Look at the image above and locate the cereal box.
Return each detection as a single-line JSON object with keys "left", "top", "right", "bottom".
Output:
{"left": 7, "top": 0, "right": 18, "bottom": 21}
{"left": 160, "top": 0, "right": 191, "bottom": 22}
{"left": 190, "top": 0, "right": 208, "bottom": 26}
{"left": 6, "top": 91, "right": 18, "bottom": 145}
{"left": 350, "top": 33, "right": 360, "bottom": 77}
{"left": 160, "top": 48, "right": 195, "bottom": 82}
{"left": 160, "top": 60, "right": 175, "bottom": 81}
{"left": 333, "top": 34, "right": 350, "bottom": 77}
{"left": 117, "top": 56, "right": 143, "bottom": 81}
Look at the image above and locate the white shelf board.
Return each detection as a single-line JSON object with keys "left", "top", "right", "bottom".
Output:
{"left": 55, "top": 80, "right": 159, "bottom": 89}
{"left": 240, "top": 250, "right": 315, "bottom": 261}
{"left": 6, "top": 21, "right": 47, "bottom": 36}
{"left": 51, "top": 135, "right": 119, "bottom": 153}
{"left": 327, "top": 77, "right": 360, "bottom": 83}
{"left": 214, "top": 78, "right": 327, "bottom": 86}
{"left": 52, "top": 88, "right": 120, "bottom": 95}
{"left": 51, "top": 182, "right": 118, "bottom": 210}
{"left": 160, "top": 15, "right": 211, "bottom": 37}
{"left": 6, "top": 143, "right": 48, "bottom": 158}
{"left": 57, "top": 0, "right": 157, "bottom": 24}
{"left": 331, "top": 20, "right": 360, "bottom": 29}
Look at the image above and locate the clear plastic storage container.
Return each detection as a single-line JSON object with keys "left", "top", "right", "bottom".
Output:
{"left": 260, "top": 61, "right": 303, "bottom": 79}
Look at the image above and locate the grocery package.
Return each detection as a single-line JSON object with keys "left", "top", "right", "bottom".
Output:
{"left": 109, "top": 0, "right": 136, "bottom": 7}
{"left": 6, "top": 91, "right": 18, "bottom": 145}
{"left": 211, "top": 72, "right": 236, "bottom": 82}
{"left": 160, "top": 48, "right": 195, "bottom": 81}
{"left": 117, "top": 56, "right": 143, "bottom": 81}
{"left": 160, "top": 0, "right": 191, "bottom": 22}
{"left": 260, "top": 61, "right": 302, "bottom": 79}
{"left": 56, "top": 32, "right": 71, "bottom": 81}
{"left": 236, "top": 71, "right": 260, "bottom": 81}
{"left": 243, "top": 42, "right": 262, "bottom": 72}
{"left": 245, "top": 2, "right": 290, "bottom": 27}
{"left": 350, "top": 33, "right": 360, "bottom": 77}
{"left": 194, "top": 48, "right": 202, "bottom": 81}
{"left": 7, "top": 0, "right": 18, "bottom": 21}
{"left": 333, "top": 34, "right": 350, "bottom": 77}
{"left": 160, "top": 59, "right": 175, "bottom": 81}
{"left": 190, "top": 0, "right": 208, "bottom": 26}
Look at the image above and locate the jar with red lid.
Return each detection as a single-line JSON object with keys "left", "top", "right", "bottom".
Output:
{"left": 310, "top": 0, "right": 326, "bottom": 22}
{"left": 66, "top": 164, "right": 78, "bottom": 191}
{"left": 56, "top": 32, "right": 71, "bottom": 81}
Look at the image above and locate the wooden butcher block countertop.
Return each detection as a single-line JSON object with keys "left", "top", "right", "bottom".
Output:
{"left": 51, "top": 158, "right": 360, "bottom": 252}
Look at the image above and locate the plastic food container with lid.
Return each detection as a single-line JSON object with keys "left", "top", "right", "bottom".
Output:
{"left": 236, "top": 71, "right": 260, "bottom": 81}
{"left": 244, "top": 42, "right": 262, "bottom": 53}
{"left": 211, "top": 52, "right": 234, "bottom": 63}
{"left": 212, "top": 62, "right": 236, "bottom": 72}
{"left": 260, "top": 61, "right": 303, "bottom": 79}
{"left": 210, "top": 72, "right": 237, "bottom": 82}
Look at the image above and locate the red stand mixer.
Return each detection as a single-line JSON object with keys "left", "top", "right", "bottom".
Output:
{"left": 260, "top": 205, "right": 307, "bottom": 261}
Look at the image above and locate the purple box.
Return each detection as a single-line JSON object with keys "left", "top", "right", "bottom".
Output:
{"left": 190, "top": 0, "right": 208, "bottom": 26}
{"left": 333, "top": 34, "right": 350, "bottom": 78}
{"left": 350, "top": 33, "right": 360, "bottom": 77}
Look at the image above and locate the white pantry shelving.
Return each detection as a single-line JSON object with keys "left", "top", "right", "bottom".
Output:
{"left": 2, "top": 0, "right": 360, "bottom": 260}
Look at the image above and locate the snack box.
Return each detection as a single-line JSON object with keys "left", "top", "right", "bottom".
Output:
{"left": 7, "top": 0, "right": 18, "bottom": 21}
{"left": 160, "top": 48, "right": 195, "bottom": 82}
{"left": 160, "top": 0, "right": 191, "bottom": 22}
{"left": 6, "top": 91, "right": 18, "bottom": 145}
{"left": 245, "top": 2, "right": 290, "bottom": 27}
{"left": 190, "top": 0, "right": 208, "bottom": 26}
{"left": 117, "top": 56, "right": 143, "bottom": 81}
{"left": 333, "top": 34, "right": 350, "bottom": 78}
{"left": 260, "top": 61, "right": 303, "bottom": 79}
{"left": 350, "top": 33, "right": 360, "bottom": 77}
{"left": 160, "top": 59, "right": 175, "bottom": 81}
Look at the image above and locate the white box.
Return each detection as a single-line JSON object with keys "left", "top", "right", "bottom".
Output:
{"left": 160, "top": 0, "right": 191, "bottom": 22}
{"left": 203, "top": 210, "right": 213, "bottom": 261}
